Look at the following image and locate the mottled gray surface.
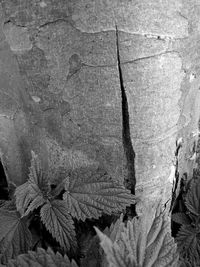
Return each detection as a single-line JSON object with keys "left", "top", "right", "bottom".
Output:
{"left": 0, "top": 0, "right": 200, "bottom": 211}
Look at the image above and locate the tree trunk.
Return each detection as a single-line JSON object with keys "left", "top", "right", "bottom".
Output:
{"left": 0, "top": 0, "right": 200, "bottom": 214}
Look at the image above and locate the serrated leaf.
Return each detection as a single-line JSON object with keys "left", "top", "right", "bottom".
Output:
{"left": 40, "top": 200, "right": 77, "bottom": 251}
{"left": 24, "top": 195, "right": 46, "bottom": 216}
{"left": 15, "top": 182, "right": 32, "bottom": 214}
{"left": 63, "top": 168, "right": 136, "bottom": 221}
{"left": 95, "top": 227, "right": 134, "bottom": 267}
{"left": 176, "top": 224, "right": 200, "bottom": 265}
{"left": 0, "top": 209, "right": 31, "bottom": 264}
{"left": 185, "top": 180, "right": 200, "bottom": 216}
{"left": 104, "top": 214, "right": 124, "bottom": 242}
{"left": 15, "top": 152, "right": 49, "bottom": 215}
{"left": 101, "top": 215, "right": 125, "bottom": 267}
{"left": 172, "top": 213, "right": 191, "bottom": 225}
{"left": 29, "top": 151, "right": 49, "bottom": 194}
{"left": 7, "top": 247, "right": 78, "bottom": 267}
{"left": 96, "top": 203, "right": 179, "bottom": 267}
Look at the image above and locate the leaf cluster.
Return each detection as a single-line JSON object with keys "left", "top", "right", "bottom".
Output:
{"left": 1, "top": 247, "right": 78, "bottom": 267}
{"left": 0, "top": 151, "right": 135, "bottom": 264}
{"left": 172, "top": 178, "right": 200, "bottom": 266}
{"left": 96, "top": 204, "right": 179, "bottom": 267}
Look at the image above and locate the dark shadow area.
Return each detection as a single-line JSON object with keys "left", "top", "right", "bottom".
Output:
{"left": 0, "top": 160, "right": 8, "bottom": 200}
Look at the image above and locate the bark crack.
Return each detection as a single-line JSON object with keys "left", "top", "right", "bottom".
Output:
{"left": 115, "top": 25, "right": 136, "bottom": 195}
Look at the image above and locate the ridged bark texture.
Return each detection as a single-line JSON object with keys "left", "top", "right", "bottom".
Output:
{"left": 0, "top": 0, "right": 199, "bottom": 213}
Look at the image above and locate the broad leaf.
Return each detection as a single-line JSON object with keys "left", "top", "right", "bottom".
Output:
{"left": 24, "top": 195, "right": 46, "bottom": 216}
{"left": 101, "top": 215, "right": 125, "bottom": 267}
{"left": 63, "top": 168, "right": 136, "bottom": 221}
{"left": 95, "top": 228, "right": 134, "bottom": 267}
{"left": 15, "top": 151, "right": 49, "bottom": 215}
{"left": 176, "top": 224, "right": 200, "bottom": 265}
{"left": 0, "top": 209, "right": 31, "bottom": 264}
{"left": 7, "top": 247, "right": 78, "bottom": 267}
{"left": 28, "top": 151, "right": 49, "bottom": 194}
{"left": 96, "top": 204, "right": 179, "bottom": 267}
{"left": 40, "top": 200, "right": 77, "bottom": 251}
{"left": 15, "top": 182, "right": 32, "bottom": 215}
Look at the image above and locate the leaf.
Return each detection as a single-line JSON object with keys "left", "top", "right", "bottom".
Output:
{"left": 24, "top": 195, "right": 46, "bottom": 216}
{"left": 15, "top": 151, "right": 49, "bottom": 215}
{"left": 15, "top": 182, "right": 32, "bottom": 215}
{"left": 172, "top": 213, "right": 191, "bottom": 225}
{"left": 96, "top": 203, "right": 179, "bottom": 267}
{"left": 95, "top": 227, "right": 134, "bottom": 267}
{"left": 104, "top": 214, "right": 124, "bottom": 242}
{"left": 28, "top": 151, "right": 49, "bottom": 194}
{"left": 185, "top": 180, "right": 200, "bottom": 216}
{"left": 101, "top": 215, "right": 125, "bottom": 267}
{"left": 176, "top": 224, "right": 200, "bottom": 265}
{"left": 40, "top": 200, "right": 77, "bottom": 251}
{"left": 63, "top": 168, "right": 136, "bottom": 221}
{"left": 7, "top": 247, "right": 78, "bottom": 267}
{"left": 0, "top": 209, "right": 31, "bottom": 264}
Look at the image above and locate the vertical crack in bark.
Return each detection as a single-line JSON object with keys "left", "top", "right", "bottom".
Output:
{"left": 115, "top": 26, "right": 136, "bottom": 195}
{"left": 0, "top": 158, "right": 8, "bottom": 200}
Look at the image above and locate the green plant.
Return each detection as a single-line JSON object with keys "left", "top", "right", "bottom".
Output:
{"left": 96, "top": 204, "right": 179, "bottom": 267}
{"left": 0, "top": 151, "right": 135, "bottom": 264}
{"left": 172, "top": 178, "right": 200, "bottom": 266}
{"left": 1, "top": 247, "right": 78, "bottom": 267}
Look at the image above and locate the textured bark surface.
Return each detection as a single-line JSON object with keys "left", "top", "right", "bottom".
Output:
{"left": 0, "top": 0, "right": 200, "bottom": 212}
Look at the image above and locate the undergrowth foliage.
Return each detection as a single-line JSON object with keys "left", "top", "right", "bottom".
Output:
{"left": 172, "top": 177, "right": 200, "bottom": 266}
{"left": 0, "top": 151, "right": 135, "bottom": 265}
{"left": 2, "top": 150, "right": 199, "bottom": 266}
{"left": 96, "top": 204, "right": 179, "bottom": 267}
{"left": 3, "top": 247, "right": 78, "bottom": 267}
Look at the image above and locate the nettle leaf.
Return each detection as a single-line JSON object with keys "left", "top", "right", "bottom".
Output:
{"left": 63, "top": 168, "right": 136, "bottom": 221}
{"left": 176, "top": 224, "right": 200, "bottom": 265}
{"left": 7, "top": 247, "right": 78, "bottom": 267}
{"left": 96, "top": 204, "right": 179, "bottom": 267}
{"left": 172, "top": 213, "right": 191, "bottom": 225}
{"left": 0, "top": 209, "right": 31, "bottom": 264}
{"left": 28, "top": 151, "right": 49, "bottom": 194}
{"left": 104, "top": 214, "right": 124, "bottom": 242}
{"left": 95, "top": 228, "right": 134, "bottom": 267}
{"left": 15, "top": 182, "right": 32, "bottom": 215}
{"left": 15, "top": 151, "right": 49, "bottom": 215}
{"left": 40, "top": 200, "right": 77, "bottom": 251}
{"left": 24, "top": 195, "right": 46, "bottom": 217}
{"left": 101, "top": 215, "right": 125, "bottom": 267}
{"left": 185, "top": 179, "right": 200, "bottom": 216}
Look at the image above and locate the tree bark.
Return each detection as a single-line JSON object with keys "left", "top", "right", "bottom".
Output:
{"left": 0, "top": 0, "right": 200, "bottom": 214}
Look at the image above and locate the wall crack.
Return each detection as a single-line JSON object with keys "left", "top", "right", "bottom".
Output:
{"left": 115, "top": 25, "right": 136, "bottom": 196}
